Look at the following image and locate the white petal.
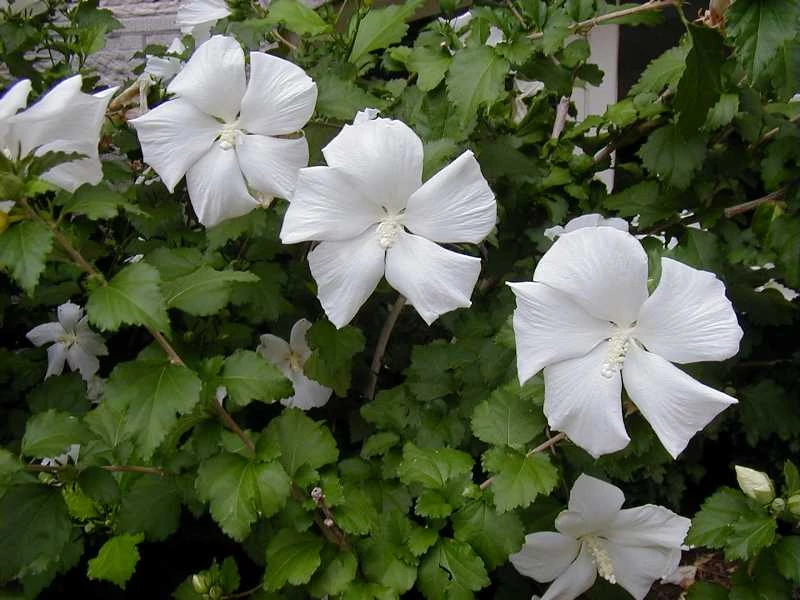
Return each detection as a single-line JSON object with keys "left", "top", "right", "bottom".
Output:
{"left": 510, "top": 532, "right": 580, "bottom": 582}
{"left": 58, "top": 302, "right": 83, "bottom": 331}
{"left": 622, "top": 344, "right": 738, "bottom": 459}
{"left": 236, "top": 133, "right": 308, "bottom": 200}
{"left": 322, "top": 117, "right": 423, "bottom": 213}
{"left": 45, "top": 342, "right": 67, "bottom": 379}
{"left": 634, "top": 258, "right": 743, "bottom": 364}
{"left": 282, "top": 373, "right": 332, "bottom": 410}
{"left": 508, "top": 281, "right": 613, "bottom": 384}
{"left": 540, "top": 545, "right": 597, "bottom": 600}
{"left": 145, "top": 55, "right": 183, "bottom": 81}
{"left": 280, "top": 167, "right": 383, "bottom": 243}
{"left": 289, "top": 318, "right": 312, "bottom": 361}
{"left": 534, "top": 227, "right": 649, "bottom": 326}
{"left": 556, "top": 474, "right": 625, "bottom": 538}
{"left": 384, "top": 231, "right": 481, "bottom": 325}
{"left": 26, "top": 322, "right": 65, "bottom": 346}
{"left": 75, "top": 319, "right": 108, "bottom": 357}
{"left": 186, "top": 144, "right": 257, "bottom": 227}
{"left": 606, "top": 505, "right": 691, "bottom": 550}
{"left": 66, "top": 344, "right": 100, "bottom": 381}
{"left": 0, "top": 79, "right": 31, "bottom": 119}
{"left": 0, "top": 201, "right": 15, "bottom": 213}
{"left": 36, "top": 139, "right": 102, "bottom": 193}
{"left": 605, "top": 543, "right": 681, "bottom": 600}
{"left": 176, "top": 0, "right": 231, "bottom": 27}
{"left": 404, "top": 151, "right": 496, "bottom": 244}
{"left": 168, "top": 35, "right": 245, "bottom": 122}
{"left": 563, "top": 213, "right": 629, "bottom": 234}
{"left": 130, "top": 98, "right": 220, "bottom": 192}
{"left": 257, "top": 334, "right": 291, "bottom": 372}
{"left": 238, "top": 52, "right": 317, "bottom": 136}
{"left": 308, "top": 226, "right": 386, "bottom": 328}
{"left": 543, "top": 345, "right": 630, "bottom": 459}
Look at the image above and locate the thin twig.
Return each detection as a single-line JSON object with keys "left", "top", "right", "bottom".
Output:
{"left": 213, "top": 401, "right": 256, "bottom": 454}
{"left": 529, "top": 0, "right": 675, "bottom": 40}
{"left": 272, "top": 30, "right": 298, "bottom": 51}
{"left": 505, "top": 0, "right": 526, "bottom": 26}
{"left": 748, "top": 114, "right": 800, "bottom": 151}
{"left": 148, "top": 327, "right": 184, "bottom": 365}
{"left": 291, "top": 484, "right": 350, "bottom": 550}
{"left": 25, "top": 463, "right": 168, "bottom": 476}
{"left": 724, "top": 188, "right": 786, "bottom": 218}
{"left": 479, "top": 432, "right": 568, "bottom": 490}
{"left": 222, "top": 583, "right": 265, "bottom": 599}
{"left": 550, "top": 96, "right": 570, "bottom": 140}
{"left": 364, "top": 295, "right": 407, "bottom": 400}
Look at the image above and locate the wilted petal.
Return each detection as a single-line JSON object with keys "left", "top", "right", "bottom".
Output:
{"left": 58, "top": 302, "right": 83, "bottom": 331}
{"left": 0, "top": 79, "right": 31, "bottom": 119}
{"left": 308, "top": 226, "right": 386, "bottom": 328}
{"left": 258, "top": 334, "right": 291, "bottom": 373}
{"left": 556, "top": 474, "right": 626, "bottom": 538}
{"left": 404, "top": 150, "right": 496, "bottom": 244}
{"left": 45, "top": 342, "right": 67, "bottom": 379}
{"left": 634, "top": 258, "right": 743, "bottom": 364}
{"left": 322, "top": 116, "right": 423, "bottom": 213}
{"left": 67, "top": 344, "right": 100, "bottom": 381}
{"left": 510, "top": 532, "right": 580, "bottom": 582}
{"left": 282, "top": 373, "right": 332, "bottom": 410}
{"left": 289, "top": 318, "right": 312, "bottom": 362}
{"left": 239, "top": 52, "right": 317, "bottom": 136}
{"left": 543, "top": 345, "right": 630, "bottom": 459}
{"left": 26, "top": 322, "right": 65, "bottom": 346}
{"left": 280, "top": 167, "right": 383, "bottom": 243}
{"left": 622, "top": 344, "right": 737, "bottom": 459}
{"left": 534, "top": 227, "right": 649, "bottom": 326}
{"left": 168, "top": 35, "right": 245, "bottom": 122}
{"left": 237, "top": 133, "right": 308, "bottom": 200}
{"left": 36, "top": 139, "right": 102, "bottom": 193}
{"left": 130, "top": 98, "right": 220, "bottom": 191}
{"left": 605, "top": 543, "right": 682, "bottom": 600}
{"left": 385, "top": 231, "right": 480, "bottom": 325}
{"left": 607, "top": 505, "right": 691, "bottom": 549}
{"left": 508, "top": 281, "right": 613, "bottom": 384}
{"left": 540, "top": 545, "right": 597, "bottom": 600}
{"left": 186, "top": 144, "right": 257, "bottom": 227}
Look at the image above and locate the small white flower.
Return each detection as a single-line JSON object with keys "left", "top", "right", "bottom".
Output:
{"left": 510, "top": 474, "right": 691, "bottom": 600}
{"left": 131, "top": 35, "right": 317, "bottom": 228}
{"left": 509, "top": 226, "right": 742, "bottom": 458}
{"left": 176, "top": 0, "right": 231, "bottom": 40}
{"left": 512, "top": 78, "right": 545, "bottom": 125}
{"left": 41, "top": 444, "right": 80, "bottom": 468}
{"left": 257, "top": 319, "right": 332, "bottom": 410}
{"left": 280, "top": 110, "right": 496, "bottom": 327}
{"left": 543, "top": 213, "right": 629, "bottom": 241}
{"left": 442, "top": 11, "right": 504, "bottom": 47}
{"left": 755, "top": 278, "right": 798, "bottom": 301}
{"left": 26, "top": 302, "right": 108, "bottom": 381}
{"left": 0, "top": 76, "right": 117, "bottom": 192}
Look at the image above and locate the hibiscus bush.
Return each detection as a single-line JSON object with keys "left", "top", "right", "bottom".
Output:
{"left": 1, "top": 0, "right": 799, "bottom": 598}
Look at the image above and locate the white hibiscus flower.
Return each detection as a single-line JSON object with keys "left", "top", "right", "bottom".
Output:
{"left": 0, "top": 76, "right": 116, "bottom": 192}
{"left": 131, "top": 35, "right": 317, "bottom": 228}
{"left": 258, "top": 319, "right": 332, "bottom": 410}
{"left": 176, "top": 0, "right": 231, "bottom": 40}
{"left": 280, "top": 110, "right": 496, "bottom": 328}
{"left": 41, "top": 444, "right": 80, "bottom": 468}
{"left": 543, "top": 213, "right": 629, "bottom": 241}
{"left": 509, "top": 226, "right": 742, "bottom": 458}
{"left": 26, "top": 302, "right": 108, "bottom": 381}
{"left": 511, "top": 474, "right": 690, "bottom": 600}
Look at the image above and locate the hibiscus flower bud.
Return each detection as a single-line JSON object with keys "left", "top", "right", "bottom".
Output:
{"left": 770, "top": 497, "right": 786, "bottom": 516}
{"left": 735, "top": 466, "right": 775, "bottom": 504}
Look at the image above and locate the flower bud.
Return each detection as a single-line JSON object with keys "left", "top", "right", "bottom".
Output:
{"left": 735, "top": 465, "right": 775, "bottom": 504}
{"left": 770, "top": 497, "right": 786, "bottom": 515}
{"left": 787, "top": 495, "right": 800, "bottom": 519}
{"left": 192, "top": 574, "right": 209, "bottom": 594}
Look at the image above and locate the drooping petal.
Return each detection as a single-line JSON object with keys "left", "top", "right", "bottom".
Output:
{"left": 622, "top": 343, "right": 738, "bottom": 459}
{"left": 282, "top": 373, "right": 332, "bottom": 410}
{"left": 308, "top": 226, "right": 386, "bottom": 328}
{"left": 45, "top": 342, "right": 67, "bottom": 379}
{"left": 322, "top": 116, "right": 423, "bottom": 213}
{"left": 130, "top": 98, "right": 220, "bottom": 191}
{"left": 75, "top": 319, "right": 108, "bottom": 357}
{"left": 510, "top": 532, "right": 580, "bottom": 582}
{"left": 540, "top": 545, "right": 597, "bottom": 600}
{"left": 508, "top": 281, "right": 613, "bottom": 384}
{"left": 236, "top": 133, "right": 308, "bottom": 200}
{"left": 238, "top": 52, "right": 317, "bottom": 136}
{"left": 289, "top": 318, "right": 312, "bottom": 362}
{"left": 257, "top": 333, "right": 292, "bottom": 373}
{"left": 606, "top": 505, "right": 691, "bottom": 549}
{"left": 58, "top": 302, "right": 83, "bottom": 332}
{"left": 0, "top": 79, "right": 31, "bottom": 120}
{"left": 280, "top": 167, "right": 383, "bottom": 243}
{"left": 543, "top": 345, "right": 630, "bottom": 459}
{"left": 168, "top": 35, "right": 245, "bottom": 122}
{"left": 534, "top": 227, "right": 649, "bottom": 326}
{"left": 605, "top": 542, "right": 682, "bottom": 600}
{"left": 66, "top": 344, "right": 100, "bottom": 381}
{"left": 384, "top": 231, "right": 480, "bottom": 325}
{"left": 185, "top": 144, "right": 257, "bottom": 227}
{"left": 35, "top": 139, "right": 102, "bottom": 193}
{"left": 404, "top": 150, "right": 496, "bottom": 244}
{"left": 634, "top": 258, "right": 743, "bottom": 364}
{"left": 176, "top": 0, "right": 231, "bottom": 29}
{"left": 26, "top": 322, "right": 65, "bottom": 346}
{"left": 556, "top": 474, "right": 626, "bottom": 538}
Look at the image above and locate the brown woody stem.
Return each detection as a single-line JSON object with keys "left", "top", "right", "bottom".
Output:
{"left": 529, "top": 0, "right": 675, "bottom": 40}
{"left": 25, "top": 463, "right": 168, "bottom": 476}
{"left": 724, "top": 188, "right": 786, "bottom": 218}
{"left": 364, "top": 294, "right": 407, "bottom": 400}
{"left": 479, "top": 432, "right": 567, "bottom": 490}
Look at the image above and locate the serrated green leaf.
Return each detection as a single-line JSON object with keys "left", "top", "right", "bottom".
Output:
{"left": 784, "top": 460, "right": 800, "bottom": 496}
{"left": 78, "top": 467, "right": 120, "bottom": 505}
{"left": 408, "top": 525, "right": 438, "bottom": 557}
{"left": 705, "top": 93, "right": 740, "bottom": 130}
{"left": 161, "top": 266, "right": 258, "bottom": 316}
{"left": 398, "top": 443, "right": 473, "bottom": 489}
{"left": 308, "top": 550, "right": 358, "bottom": 598}
{"left": 87, "top": 533, "right": 143, "bottom": 589}
{"left": 686, "top": 487, "right": 751, "bottom": 549}
{"left": 221, "top": 350, "right": 292, "bottom": 407}
{"left": 265, "top": 0, "right": 332, "bottom": 36}
{"left": 104, "top": 360, "right": 202, "bottom": 459}
{"left": 452, "top": 500, "right": 525, "bottom": 569}
{"left": 775, "top": 536, "right": 800, "bottom": 583}
{"left": 27, "top": 373, "right": 90, "bottom": 415}
{"left": 26, "top": 151, "right": 86, "bottom": 178}
{"left": 265, "top": 528, "right": 324, "bottom": 590}
{"left": 359, "top": 512, "right": 418, "bottom": 593}
{"left": 483, "top": 447, "right": 558, "bottom": 513}
{"left": 675, "top": 26, "right": 723, "bottom": 134}
{"left": 63, "top": 184, "right": 144, "bottom": 220}
{"left": 418, "top": 539, "right": 490, "bottom": 599}
{"left": 361, "top": 431, "right": 400, "bottom": 459}
{"left": 726, "top": 511, "right": 776, "bottom": 560}
{"left": 415, "top": 490, "right": 452, "bottom": 518}
{"left": 687, "top": 581, "right": 728, "bottom": 600}
{"left": 407, "top": 45, "right": 451, "bottom": 92}
{"left": 638, "top": 124, "right": 707, "bottom": 190}
{"left": 349, "top": 0, "right": 424, "bottom": 62}
{"left": 471, "top": 385, "right": 545, "bottom": 450}
{"left": 629, "top": 44, "right": 688, "bottom": 96}
{"left": 117, "top": 476, "right": 181, "bottom": 541}
{"left": 0, "top": 220, "right": 53, "bottom": 294}
{"left": 196, "top": 453, "right": 290, "bottom": 541}
{"left": 21, "top": 409, "right": 89, "bottom": 457}
{"left": 265, "top": 409, "right": 338, "bottom": 477}
{"left": 604, "top": 180, "right": 679, "bottom": 229}
{"left": 314, "top": 73, "right": 388, "bottom": 121}
{"left": 446, "top": 46, "right": 508, "bottom": 128}
{"left": 87, "top": 263, "right": 170, "bottom": 333}
{"left": 304, "top": 321, "right": 365, "bottom": 396}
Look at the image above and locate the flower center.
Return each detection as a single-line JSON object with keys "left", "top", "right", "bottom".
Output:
{"left": 377, "top": 214, "right": 403, "bottom": 249}
{"left": 288, "top": 352, "right": 303, "bottom": 373}
{"left": 218, "top": 121, "right": 243, "bottom": 150}
{"left": 601, "top": 328, "right": 631, "bottom": 379}
{"left": 583, "top": 536, "right": 616, "bottom": 584}
{"left": 57, "top": 331, "right": 79, "bottom": 347}
{"left": 255, "top": 191, "right": 274, "bottom": 208}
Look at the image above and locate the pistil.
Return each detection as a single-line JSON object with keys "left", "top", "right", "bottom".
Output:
{"left": 584, "top": 536, "right": 616, "bottom": 584}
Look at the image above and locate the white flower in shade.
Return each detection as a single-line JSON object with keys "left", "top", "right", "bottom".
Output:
{"left": 0, "top": 76, "right": 116, "bottom": 192}
{"left": 511, "top": 474, "right": 691, "bottom": 600}
{"left": 258, "top": 319, "right": 332, "bottom": 410}
{"left": 41, "top": 444, "right": 80, "bottom": 468}
{"left": 144, "top": 37, "right": 186, "bottom": 83}
{"left": 443, "top": 11, "right": 504, "bottom": 47}
{"left": 26, "top": 302, "right": 108, "bottom": 381}
{"left": 543, "top": 213, "right": 629, "bottom": 241}
{"left": 509, "top": 226, "right": 742, "bottom": 458}
{"left": 280, "top": 110, "right": 496, "bottom": 327}
{"left": 131, "top": 35, "right": 317, "bottom": 228}
{"left": 512, "top": 78, "right": 545, "bottom": 125}
{"left": 176, "top": 0, "right": 231, "bottom": 40}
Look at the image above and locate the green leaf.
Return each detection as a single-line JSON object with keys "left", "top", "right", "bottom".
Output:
{"left": 304, "top": 321, "right": 365, "bottom": 396}
{"left": 265, "top": 0, "right": 332, "bottom": 36}
{"left": 630, "top": 44, "right": 689, "bottom": 96}
{"left": 117, "top": 476, "right": 181, "bottom": 541}
{"left": 349, "top": 0, "right": 424, "bottom": 62}
{"left": 775, "top": 536, "right": 800, "bottom": 583}
{"left": 265, "top": 528, "right": 324, "bottom": 590}
{"left": 686, "top": 581, "right": 729, "bottom": 600}
{"left": 21, "top": 409, "right": 88, "bottom": 457}
{"left": 604, "top": 180, "right": 679, "bottom": 229}
{"left": 104, "top": 360, "right": 202, "bottom": 459}
{"left": 87, "top": 263, "right": 170, "bottom": 333}
{"left": 418, "top": 539, "right": 490, "bottom": 599}
{"left": 726, "top": 511, "right": 777, "bottom": 560}
{"left": 686, "top": 487, "right": 751, "bottom": 549}
{"left": 482, "top": 447, "right": 559, "bottom": 513}
{"left": 705, "top": 93, "right": 740, "bottom": 130}
{"left": 726, "top": 0, "right": 800, "bottom": 81}
{"left": 26, "top": 151, "right": 86, "bottom": 178}
{"left": 196, "top": 453, "right": 291, "bottom": 541}
{"left": 675, "top": 26, "right": 723, "bottom": 134}
{"left": 415, "top": 490, "right": 452, "bottom": 518}
{"left": 638, "top": 124, "right": 707, "bottom": 190}
{"left": 0, "top": 220, "right": 53, "bottom": 294}
{"left": 314, "top": 73, "right": 388, "bottom": 121}
{"left": 161, "top": 266, "right": 258, "bottom": 316}
{"left": 470, "top": 384, "right": 545, "bottom": 450}
{"left": 452, "top": 500, "right": 525, "bottom": 569}
{"left": 308, "top": 550, "right": 358, "bottom": 597}
{"left": 27, "top": 373, "right": 90, "bottom": 415}
{"left": 446, "top": 46, "right": 509, "bottom": 128}
{"left": 359, "top": 513, "right": 418, "bottom": 593}
{"left": 63, "top": 184, "right": 143, "bottom": 220}
{"left": 407, "top": 45, "right": 451, "bottom": 92}
{"left": 78, "top": 467, "right": 120, "bottom": 505}
{"left": 784, "top": 460, "right": 800, "bottom": 496}
{"left": 220, "top": 350, "right": 292, "bottom": 407}
{"left": 397, "top": 443, "right": 473, "bottom": 489}
{"left": 87, "top": 533, "right": 143, "bottom": 589}
{"left": 265, "top": 409, "right": 338, "bottom": 477}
